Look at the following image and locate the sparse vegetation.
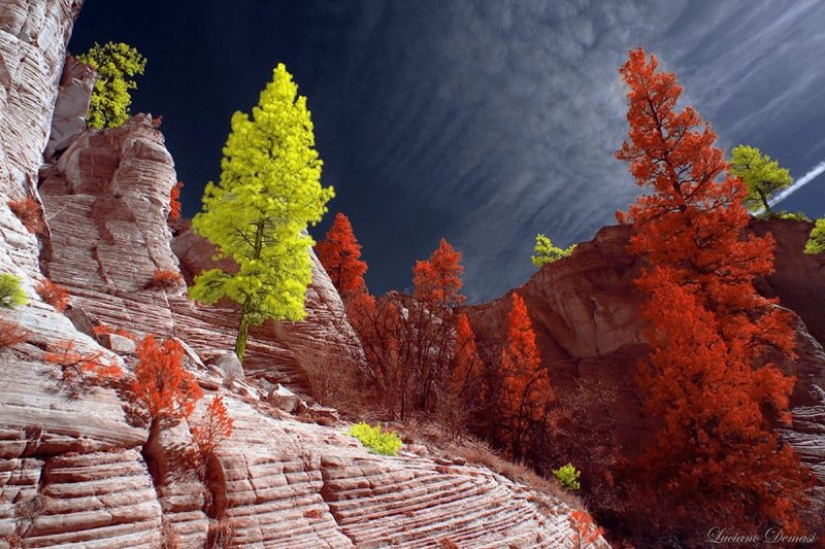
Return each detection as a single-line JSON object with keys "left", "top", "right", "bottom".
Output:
{"left": 8, "top": 198, "right": 44, "bottom": 234}
{"left": 151, "top": 269, "right": 184, "bottom": 290}
{"left": 531, "top": 233, "right": 575, "bottom": 267}
{"left": 552, "top": 463, "right": 581, "bottom": 491}
{"left": 36, "top": 278, "right": 71, "bottom": 312}
{"left": 44, "top": 340, "right": 122, "bottom": 398}
{"left": 347, "top": 422, "right": 402, "bottom": 456}
{"left": 0, "top": 273, "right": 28, "bottom": 309}
{"left": 0, "top": 319, "right": 29, "bottom": 349}
{"left": 805, "top": 218, "right": 825, "bottom": 254}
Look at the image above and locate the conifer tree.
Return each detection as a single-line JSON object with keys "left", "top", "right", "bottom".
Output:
{"left": 316, "top": 212, "right": 368, "bottom": 300}
{"left": 530, "top": 234, "right": 575, "bottom": 267}
{"left": 412, "top": 238, "right": 465, "bottom": 309}
{"left": 730, "top": 144, "right": 792, "bottom": 215}
{"left": 77, "top": 42, "right": 146, "bottom": 129}
{"left": 616, "top": 47, "right": 810, "bottom": 540}
{"left": 499, "top": 292, "right": 551, "bottom": 461}
{"left": 189, "top": 64, "right": 334, "bottom": 361}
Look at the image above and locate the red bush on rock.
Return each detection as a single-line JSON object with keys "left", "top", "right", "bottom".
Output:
{"left": 150, "top": 269, "right": 183, "bottom": 290}
{"left": 45, "top": 340, "right": 122, "bottom": 397}
{"left": 0, "top": 319, "right": 29, "bottom": 349}
{"left": 169, "top": 181, "right": 183, "bottom": 221}
{"left": 131, "top": 335, "right": 203, "bottom": 430}
{"left": 8, "top": 198, "right": 44, "bottom": 234}
{"left": 36, "top": 278, "right": 71, "bottom": 312}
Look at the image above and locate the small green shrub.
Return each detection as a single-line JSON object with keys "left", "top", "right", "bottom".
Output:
{"left": 776, "top": 210, "right": 811, "bottom": 222}
{"left": 0, "top": 273, "right": 28, "bottom": 309}
{"left": 347, "top": 422, "right": 402, "bottom": 456}
{"left": 552, "top": 463, "right": 581, "bottom": 491}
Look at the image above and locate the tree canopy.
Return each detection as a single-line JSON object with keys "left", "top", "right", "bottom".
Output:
{"left": 805, "top": 218, "right": 825, "bottom": 254}
{"left": 316, "top": 212, "right": 368, "bottom": 300}
{"left": 77, "top": 42, "right": 146, "bottom": 129}
{"left": 615, "top": 47, "right": 809, "bottom": 543}
{"left": 530, "top": 234, "right": 575, "bottom": 267}
{"left": 189, "top": 63, "right": 334, "bottom": 360}
{"left": 730, "top": 144, "right": 792, "bottom": 215}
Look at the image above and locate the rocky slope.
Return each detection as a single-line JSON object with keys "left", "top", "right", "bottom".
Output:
{"left": 0, "top": 1, "right": 600, "bottom": 547}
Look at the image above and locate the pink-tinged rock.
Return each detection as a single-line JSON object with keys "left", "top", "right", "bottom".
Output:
{"left": 45, "top": 54, "right": 93, "bottom": 159}
{"left": 39, "top": 115, "right": 180, "bottom": 338}
{"left": 98, "top": 332, "right": 136, "bottom": 354}
{"left": 203, "top": 349, "right": 243, "bottom": 380}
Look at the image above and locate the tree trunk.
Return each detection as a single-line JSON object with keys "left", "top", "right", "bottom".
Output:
{"left": 235, "top": 308, "right": 250, "bottom": 362}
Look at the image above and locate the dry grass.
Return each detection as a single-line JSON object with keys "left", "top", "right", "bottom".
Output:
{"left": 36, "top": 278, "right": 71, "bottom": 312}
{"left": 448, "top": 438, "right": 585, "bottom": 510}
{"left": 0, "top": 319, "right": 29, "bottom": 349}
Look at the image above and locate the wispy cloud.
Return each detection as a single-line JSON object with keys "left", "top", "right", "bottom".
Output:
{"left": 769, "top": 160, "right": 825, "bottom": 208}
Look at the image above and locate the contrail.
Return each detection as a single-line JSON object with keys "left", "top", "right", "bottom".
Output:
{"left": 768, "top": 160, "right": 825, "bottom": 208}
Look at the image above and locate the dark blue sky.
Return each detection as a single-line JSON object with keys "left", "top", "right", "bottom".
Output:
{"left": 71, "top": 1, "right": 825, "bottom": 301}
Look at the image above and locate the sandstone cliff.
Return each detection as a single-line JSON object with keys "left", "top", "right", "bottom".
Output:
{"left": 0, "top": 1, "right": 600, "bottom": 547}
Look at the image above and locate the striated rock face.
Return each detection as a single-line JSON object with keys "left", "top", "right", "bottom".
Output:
{"left": 39, "top": 114, "right": 180, "bottom": 338}
{"left": 466, "top": 218, "right": 825, "bottom": 511}
{"left": 44, "top": 54, "right": 94, "bottom": 160}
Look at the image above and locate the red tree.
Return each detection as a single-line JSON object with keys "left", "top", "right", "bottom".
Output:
{"left": 132, "top": 335, "right": 203, "bottom": 435}
{"left": 316, "top": 212, "right": 368, "bottom": 300}
{"left": 616, "top": 47, "right": 810, "bottom": 539}
{"left": 499, "top": 292, "right": 552, "bottom": 461}
{"left": 413, "top": 238, "right": 465, "bottom": 309}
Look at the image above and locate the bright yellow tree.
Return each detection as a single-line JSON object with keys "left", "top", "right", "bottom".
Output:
{"left": 190, "top": 64, "right": 334, "bottom": 361}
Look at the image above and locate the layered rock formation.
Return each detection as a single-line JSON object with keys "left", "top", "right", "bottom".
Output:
{"left": 1, "top": 1, "right": 600, "bottom": 547}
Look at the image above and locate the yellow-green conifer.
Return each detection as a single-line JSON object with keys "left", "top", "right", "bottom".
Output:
{"left": 189, "top": 64, "right": 334, "bottom": 361}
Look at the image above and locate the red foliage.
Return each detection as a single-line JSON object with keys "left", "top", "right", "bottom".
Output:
{"left": 413, "top": 238, "right": 465, "bottom": 309}
{"left": 568, "top": 509, "right": 603, "bottom": 549}
{"left": 131, "top": 335, "right": 203, "bottom": 429}
{"left": 450, "top": 313, "right": 483, "bottom": 397}
{"left": 169, "top": 181, "right": 183, "bottom": 221}
{"left": 0, "top": 319, "right": 29, "bottom": 349}
{"left": 45, "top": 340, "right": 122, "bottom": 397}
{"left": 498, "top": 292, "right": 552, "bottom": 461}
{"left": 316, "top": 212, "right": 368, "bottom": 300}
{"left": 190, "top": 395, "right": 234, "bottom": 460}
{"left": 615, "top": 47, "right": 810, "bottom": 538}
{"left": 8, "top": 198, "right": 44, "bottom": 234}
{"left": 151, "top": 269, "right": 183, "bottom": 290}
{"left": 36, "top": 278, "right": 71, "bottom": 312}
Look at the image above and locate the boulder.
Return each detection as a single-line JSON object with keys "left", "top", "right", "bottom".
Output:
{"left": 267, "top": 383, "right": 300, "bottom": 413}
{"left": 98, "top": 331, "right": 136, "bottom": 354}
{"left": 203, "top": 349, "right": 244, "bottom": 380}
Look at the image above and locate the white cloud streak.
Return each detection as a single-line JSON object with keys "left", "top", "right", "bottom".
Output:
{"left": 769, "top": 160, "right": 825, "bottom": 208}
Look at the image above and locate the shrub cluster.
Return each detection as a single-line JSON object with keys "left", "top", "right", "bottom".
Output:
{"left": 8, "top": 198, "right": 44, "bottom": 234}
{"left": 347, "top": 422, "right": 402, "bottom": 456}
{"left": 553, "top": 463, "right": 581, "bottom": 491}
{"left": 151, "top": 269, "right": 184, "bottom": 290}
{"left": 36, "top": 279, "right": 71, "bottom": 312}
{"left": 0, "top": 273, "right": 27, "bottom": 309}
